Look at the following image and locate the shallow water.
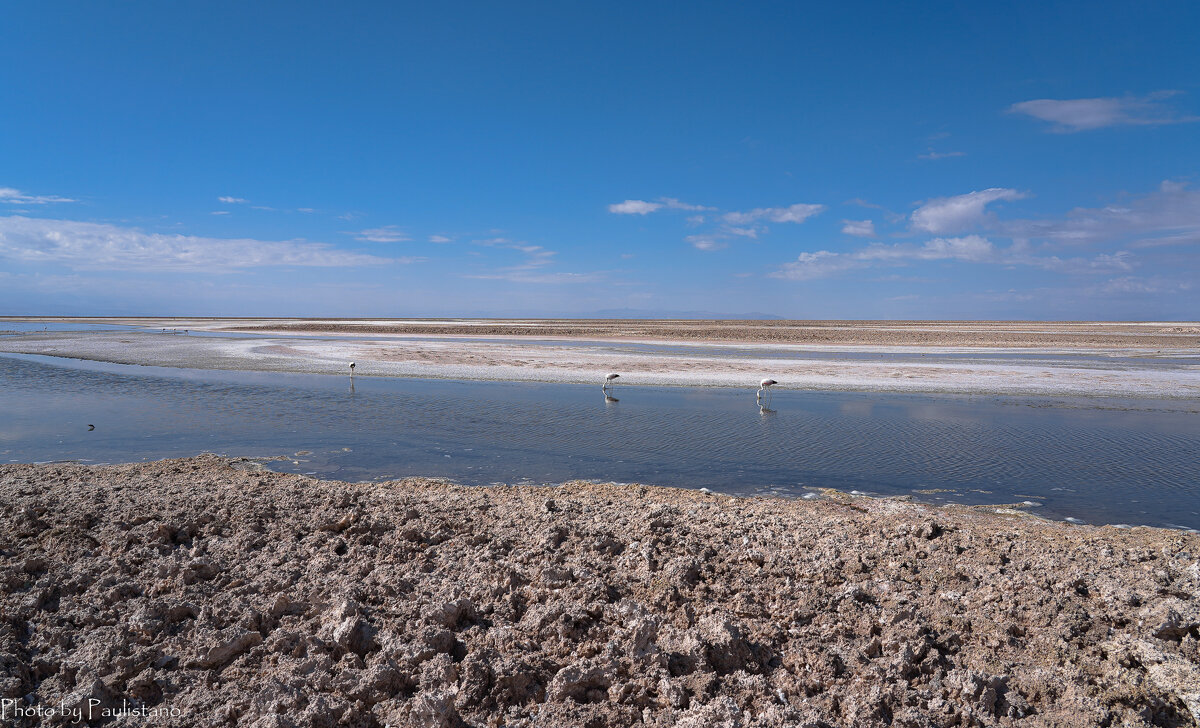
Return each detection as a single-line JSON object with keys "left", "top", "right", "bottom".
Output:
{"left": 0, "top": 321, "right": 138, "bottom": 334}
{"left": 2, "top": 353, "right": 1198, "bottom": 529}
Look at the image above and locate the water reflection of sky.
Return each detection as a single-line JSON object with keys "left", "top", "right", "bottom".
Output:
{"left": 2, "top": 353, "right": 1198, "bottom": 530}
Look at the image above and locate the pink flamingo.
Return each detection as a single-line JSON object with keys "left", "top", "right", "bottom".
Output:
{"left": 757, "top": 378, "right": 777, "bottom": 404}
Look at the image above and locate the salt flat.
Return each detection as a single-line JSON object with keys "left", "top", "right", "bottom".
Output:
{"left": 1, "top": 317, "right": 1198, "bottom": 397}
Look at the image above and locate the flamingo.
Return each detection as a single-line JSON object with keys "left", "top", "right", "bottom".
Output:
{"left": 757, "top": 378, "right": 777, "bottom": 404}
{"left": 349, "top": 362, "right": 356, "bottom": 375}
{"left": 603, "top": 373, "right": 620, "bottom": 390}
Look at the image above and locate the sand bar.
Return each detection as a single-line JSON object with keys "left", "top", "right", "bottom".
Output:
{"left": 2, "top": 317, "right": 1198, "bottom": 397}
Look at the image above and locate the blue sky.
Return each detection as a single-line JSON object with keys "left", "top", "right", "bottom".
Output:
{"left": 2, "top": 1, "right": 1198, "bottom": 318}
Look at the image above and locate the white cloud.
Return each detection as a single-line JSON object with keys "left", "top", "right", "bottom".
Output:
{"left": 1099, "top": 276, "right": 1192, "bottom": 295}
{"left": 686, "top": 235, "right": 726, "bottom": 251}
{"left": 1008, "top": 91, "right": 1198, "bottom": 132}
{"left": 660, "top": 198, "right": 714, "bottom": 211}
{"left": 723, "top": 203, "right": 825, "bottom": 225}
{"left": 1131, "top": 231, "right": 1200, "bottom": 249}
{"left": 349, "top": 226, "right": 410, "bottom": 243}
{"left": 0, "top": 216, "right": 400, "bottom": 271}
{"left": 770, "top": 235, "right": 1132, "bottom": 280}
{"left": 772, "top": 250, "right": 855, "bottom": 279}
{"left": 1003, "top": 181, "right": 1200, "bottom": 246}
{"left": 608, "top": 200, "right": 663, "bottom": 215}
{"left": 0, "top": 187, "right": 75, "bottom": 205}
{"left": 429, "top": 235, "right": 452, "bottom": 243}
{"left": 841, "top": 219, "right": 875, "bottom": 237}
{"left": 724, "top": 226, "right": 759, "bottom": 239}
{"left": 608, "top": 198, "right": 712, "bottom": 215}
{"left": 218, "top": 196, "right": 247, "bottom": 204}
{"left": 610, "top": 198, "right": 822, "bottom": 250}
{"left": 211, "top": 211, "right": 230, "bottom": 216}
{"left": 297, "top": 208, "right": 315, "bottom": 214}
{"left": 911, "top": 188, "right": 1026, "bottom": 234}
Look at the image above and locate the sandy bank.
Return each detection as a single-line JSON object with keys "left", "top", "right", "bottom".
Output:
{"left": 7, "top": 317, "right": 1200, "bottom": 349}
{"left": 1, "top": 456, "right": 1197, "bottom": 727}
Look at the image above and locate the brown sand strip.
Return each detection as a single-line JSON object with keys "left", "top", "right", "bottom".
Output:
{"left": 222, "top": 319, "right": 1200, "bottom": 349}
{"left": 2, "top": 456, "right": 1197, "bottom": 726}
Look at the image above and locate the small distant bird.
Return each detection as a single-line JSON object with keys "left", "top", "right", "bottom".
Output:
{"left": 87, "top": 424, "right": 95, "bottom": 431}
{"left": 603, "top": 373, "right": 620, "bottom": 390}
{"left": 757, "top": 378, "right": 777, "bottom": 401}
{"left": 349, "top": 362, "right": 356, "bottom": 374}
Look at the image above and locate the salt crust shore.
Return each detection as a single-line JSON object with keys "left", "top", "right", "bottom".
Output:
{"left": 2, "top": 456, "right": 1198, "bottom": 727}
{"left": 2, "top": 318, "right": 1199, "bottom": 397}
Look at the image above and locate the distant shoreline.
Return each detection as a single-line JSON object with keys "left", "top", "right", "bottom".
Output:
{"left": 5, "top": 316, "right": 1200, "bottom": 348}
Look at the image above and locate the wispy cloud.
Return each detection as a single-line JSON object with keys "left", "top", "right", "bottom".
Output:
{"left": 348, "top": 225, "right": 410, "bottom": 243}
{"left": 609, "top": 200, "right": 663, "bottom": 215}
{"left": 1098, "top": 275, "right": 1192, "bottom": 295}
{"left": 724, "top": 226, "right": 759, "bottom": 239}
{"left": 1131, "top": 231, "right": 1200, "bottom": 249}
{"left": 771, "top": 235, "right": 1133, "bottom": 280}
{"left": 722, "top": 203, "right": 825, "bottom": 225}
{"left": 918, "top": 150, "right": 966, "bottom": 160}
{"left": 474, "top": 237, "right": 556, "bottom": 268}
{"left": 218, "top": 196, "right": 247, "bottom": 204}
{"left": 608, "top": 197, "right": 713, "bottom": 215}
{"left": 610, "top": 197, "right": 824, "bottom": 251}
{"left": 466, "top": 270, "right": 605, "bottom": 284}
{"left": 660, "top": 198, "right": 714, "bottom": 211}
{"left": 911, "top": 188, "right": 1026, "bottom": 234}
{"left": 428, "top": 234, "right": 452, "bottom": 243}
{"left": 1008, "top": 91, "right": 1198, "bottom": 132}
{"left": 0, "top": 187, "right": 75, "bottom": 205}
{"left": 846, "top": 198, "right": 906, "bottom": 224}
{"left": 1003, "top": 181, "right": 1200, "bottom": 246}
{"left": 841, "top": 219, "right": 875, "bottom": 237}
{"left": 211, "top": 211, "right": 230, "bottom": 216}
{"left": 468, "top": 237, "right": 604, "bottom": 283}
{"left": 686, "top": 235, "right": 726, "bottom": 251}
{"left": 0, "top": 216, "right": 402, "bottom": 271}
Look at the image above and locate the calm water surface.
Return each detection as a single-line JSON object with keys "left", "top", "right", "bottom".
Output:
{"left": 1, "top": 353, "right": 1197, "bottom": 530}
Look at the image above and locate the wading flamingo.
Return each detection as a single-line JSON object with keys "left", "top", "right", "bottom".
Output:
{"left": 757, "top": 378, "right": 777, "bottom": 404}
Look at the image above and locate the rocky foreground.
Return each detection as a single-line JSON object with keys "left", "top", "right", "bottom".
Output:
{"left": 1, "top": 457, "right": 1198, "bottom": 727}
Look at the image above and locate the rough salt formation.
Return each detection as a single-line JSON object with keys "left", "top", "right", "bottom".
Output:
{"left": 1, "top": 456, "right": 1198, "bottom": 727}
